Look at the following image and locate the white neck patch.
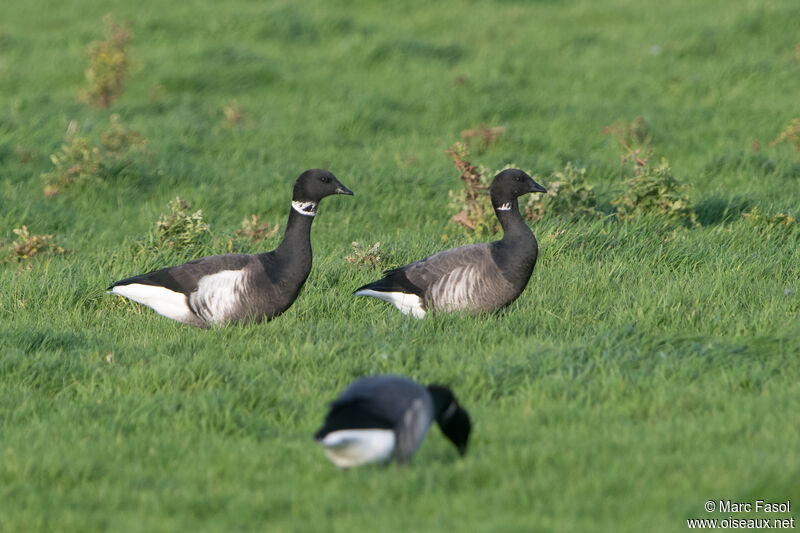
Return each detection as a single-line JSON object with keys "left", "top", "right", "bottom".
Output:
{"left": 292, "top": 201, "right": 318, "bottom": 217}
{"left": 496, "top": 202, "right": 513, "bottom": 211}
{"left": 441, "top": 401, "right": 458, "bottom": 421}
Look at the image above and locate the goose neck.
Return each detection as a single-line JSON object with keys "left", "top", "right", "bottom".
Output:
{"left": 494, "top": 199, "right": 532, "bottom": 241}
{"left": 274, "top": 206, "right": 314, "bottom": 259}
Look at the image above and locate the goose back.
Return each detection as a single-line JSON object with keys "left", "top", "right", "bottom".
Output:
{"left": 315, "top": 375, "right": 435, "bottom": 464}
{"left": 358, "top": 236, "right": 537, "bottom": 315}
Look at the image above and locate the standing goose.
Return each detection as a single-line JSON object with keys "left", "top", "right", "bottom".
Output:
{"left": 108, "top": 169, "right": 353, "bottom": 327}
{"left": 354, "top": 168, "right": 546, "bottom": 318}
{"left": 314, "top": 375, "right": 471, "bottom": 467}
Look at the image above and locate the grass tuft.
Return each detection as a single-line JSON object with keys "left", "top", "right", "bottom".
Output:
{"left": 41, "top": 135, "right": 104, "bottom": 197}
{"left": 77, "top": 14, "right": 134, "bottom": 108}
{"left": 41, "top": 115, "right": 147, "bottom": 197}
{"left": 525, "top": 162, "right": 602, "bottom": 222}
{"left": 235, "top": 214, "right": 279, "bottom": 243}
{"left": 344, "top": 241, "right": 388, "bottom": 271}
{"left": 612, "top": 157, "right": 697, "bottom": 226}
{"left": 2, "top": 226, "right": 69, "bottom": 263}
{"left": 770, "top": 118, "right": 800, "bottom": 151}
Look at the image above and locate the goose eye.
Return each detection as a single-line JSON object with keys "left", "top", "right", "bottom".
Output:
{"left": 321, "top": 176, "right": 331, "bottom": 183}
{"left": 514, "top": 176, "right": 522, "bottom": 182}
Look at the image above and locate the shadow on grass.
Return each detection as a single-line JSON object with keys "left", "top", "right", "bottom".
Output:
{"left": 8, "top": 327, "right": 87, "bottom": 354}
{"left": 694, "top": 195, "right": 751, "bottom": 226}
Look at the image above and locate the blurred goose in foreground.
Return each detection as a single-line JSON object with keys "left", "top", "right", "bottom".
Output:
{"left": 315, "top": 374, "right": 471, "bottom": 467}
{"left": 108, "top": 169, "right": 353, "bottom": 327}
{"left": 354, "top": 168, "right": 545, "bottom": 318}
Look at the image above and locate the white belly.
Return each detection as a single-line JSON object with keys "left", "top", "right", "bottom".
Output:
{"left": 354, "top": 289, "right": 426, "bottom": 319}
{"left": 109, "top": 284, "right": 195, "bottom": 323}
{"left": 320, "top": 429, "right": 396, "bottom": 468}
{"left": 189, "top": 269, "right": 250, "bottom": 324}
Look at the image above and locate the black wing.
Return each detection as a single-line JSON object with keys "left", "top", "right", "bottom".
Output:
{"left": 314, "top": 397, "right": 396, "bottom": 440}
{"left": 314, "top": 375, "right": 429, "bottom": 439}
{"left": 108, "top": 254, "right": 257, "bottom": 296}
{"left": 353, "top": 264, "right": 424, "bottom": 296}
{"left": 354, "top": 243, "right": 495, "bottom": 297}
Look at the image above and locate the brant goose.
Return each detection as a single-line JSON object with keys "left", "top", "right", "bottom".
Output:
{"left": 314, "top": 375, "right": 471, "bottom": 467}
{"left": 108, "top": 169, "right": 353, "bottom": 327}
{"left": 354, "top": 168, "right": 545, "bottom": 318}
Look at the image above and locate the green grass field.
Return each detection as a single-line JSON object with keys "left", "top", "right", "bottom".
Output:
{"left": 1, "top": 0, "right": 799, "bottom": 531}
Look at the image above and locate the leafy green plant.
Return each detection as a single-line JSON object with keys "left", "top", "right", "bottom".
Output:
{"left": 3, "top": 226, "right": 68, "bottom": 262}
{"left": 742, "top": 206, "right": 797, "bottom": 238}
{"left": 769, "top": 119, "right": 800, "bottom": 151}
{"left": 78, "top": 14, "right": 134, "bottom": 108}
{"left": 446, "top": 142, "right": 497, "bottom": 235}
{"left": 604, "top": 119, "right": 695, "bottom": 225}
{"left": 41, "top": 136, "right": 104, "bottom": 197}
{"left": 603, "top": 116, "right": 652, "bottom": 150}
{"left": 41, "top": 115, "right": 147, "bottom": 196}
{"left": 235, "top": 214, "right": 279, "bottom": 242}
{"left": 222, "top": 99, "right": 244, "bottom": 128}
{"left": 461, "top": 124, "right": 506, "bottom": 151}
{"left": 140, "top": 197, "right": 211, "bottom": 252}
{"left": 345, "top": 241, "right": 386, "bottom": 270}
{"left": 604, "top": 117, "right": 654, "bottom": 179}
{"left": 100, "top": 113, "right": 147, "bottom": 158}
{"left": 612, "top": 157, "right": 696, "bottom": 225}
{"left": 524, "top": 162, "right": 601, "bottom": 222}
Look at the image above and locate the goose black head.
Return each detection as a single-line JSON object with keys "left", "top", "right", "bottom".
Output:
{"left": 489, "top": 168, "right": 546, "bottom": 209}
{"left": 427, "top": 385, "right": 472, "bottom": 456}
{"left": 293, "top": 169, "right": 354, "bottom": 203}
